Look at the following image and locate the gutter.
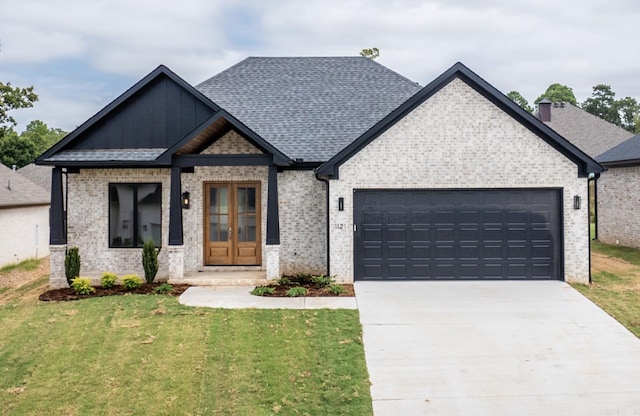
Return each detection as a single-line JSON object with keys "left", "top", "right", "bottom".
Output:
{"left": 314, "top": 173, "right": 330, "bottom": 276}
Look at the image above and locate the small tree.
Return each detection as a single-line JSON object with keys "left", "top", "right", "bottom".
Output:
{"left": 64, "top": 247, "right": 81, "bottom": 286}
{"left": 142, "top": 240, "right": 161, "bottom": 284}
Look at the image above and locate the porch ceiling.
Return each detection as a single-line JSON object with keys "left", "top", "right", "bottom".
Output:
{"left": 175, "top": 117, "right": 230, "bottom": 155}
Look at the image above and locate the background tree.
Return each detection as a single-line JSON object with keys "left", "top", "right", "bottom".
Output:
{"left": 20, "top": 120, "right": 66, "bottom": 157}
{"left": 0, "top": 129, "right": 38, "bottom": 168}
{"left": 615, "top": 96, "right": 639, "bottom": 132}
{"left": 360, "top": 48, "right": 380, "bottom": 60}
{"left": 581, "top": 85, "right": 640, "bottom": 132}
{"left": 581, "top": 84, "right": 619, "bottom": 125}
{"left": 0, "top": 82, "right": 38, "bottom": 134}
{"left": 506, "top": 90, "right": 533, "bottom": 113}
{"left": 534, "top": 83, "right": 577, "bottom": 106}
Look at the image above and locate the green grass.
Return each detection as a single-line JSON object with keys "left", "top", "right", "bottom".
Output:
{"left": 0, "top": 294, "right": 372, "bottom": 415}
{"left": 591, "top": 240, "right": 640, "bottom": 267}
{"left": 572, "top": 241, "right": 640, "bottom": 338}
{"left": 0, "top": 258, "right": 41, "bottom": 274}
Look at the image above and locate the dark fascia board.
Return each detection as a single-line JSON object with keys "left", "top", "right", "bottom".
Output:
{"left": 40, "top": 161, "right": 172, "bottom": 169}
{"left": 36, "top": 65, "right": 221, "bottom": 164}
{"left": 316, "top": 62, "right": 604, "bottom": 179}
{"left": 159, "top": 109, "right": 292, "bottom": 166}
{"left": 600, "top": 159, "right": 640, "bottom": 168}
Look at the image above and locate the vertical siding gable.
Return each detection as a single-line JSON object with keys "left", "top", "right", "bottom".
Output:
{"left": 69, "top": 75, "right": 216, "bottom": 151}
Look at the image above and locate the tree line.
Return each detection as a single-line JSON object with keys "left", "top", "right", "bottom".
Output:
{"left": 507, "top": 84, "right": 640, "bottom": 133}
{"left": 0, "top": 82, "right": 67, "bottom": 168}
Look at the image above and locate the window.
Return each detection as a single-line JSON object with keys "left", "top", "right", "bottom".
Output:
{"left": 109, "top": 183, "right": 162, "bottom": 248}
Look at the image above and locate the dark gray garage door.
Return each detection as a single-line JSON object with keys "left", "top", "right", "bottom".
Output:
{"left": 354, "top": 189, "right": 562, "bottom": 280}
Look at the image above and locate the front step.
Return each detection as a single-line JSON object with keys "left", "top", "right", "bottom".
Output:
{"left": 177, "top": 270, "right": 268, "bottom": 287}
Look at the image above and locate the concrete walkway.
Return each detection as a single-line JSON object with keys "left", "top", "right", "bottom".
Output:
{"left": 179, "top": 286, "right": 357, "bottom": 309}
{"left": 355, "top": 281, "right": 640, "bottom": 416}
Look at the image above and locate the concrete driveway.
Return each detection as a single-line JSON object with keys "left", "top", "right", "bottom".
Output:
{"left": 355, "top": 281, "right": 640, "bottom": 416}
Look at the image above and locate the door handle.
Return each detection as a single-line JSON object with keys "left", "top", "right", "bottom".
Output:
{"left": 228, "top": 227, "right": 232, "bottom": 241}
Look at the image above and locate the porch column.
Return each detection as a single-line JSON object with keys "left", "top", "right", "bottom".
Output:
{"left": 50, "top": 166, "right": 66, "bottom": 245}
{"left": 266, "top": 165, "right": 280, "bottom": 279}
{"left": 266, "top": 165, "right": 280, "bottom": 245}
{"left": 168, "top": 166, "right": 183, "bottom": 246}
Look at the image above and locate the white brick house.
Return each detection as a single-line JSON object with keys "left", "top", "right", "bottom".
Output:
{"left": 37, "top": 58, "right": 603, "bottom": 288}
{"left": 595, "top": 134, "right": 640, "bottom": 248}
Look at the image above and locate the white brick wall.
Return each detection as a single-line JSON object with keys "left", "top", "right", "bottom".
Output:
{"left": 329, "top": 78, "right": 589, "bottom": 283}
{"left": 66, "top": 168, "right": 171, "bottom": 276}
{"left": 181, "top": 165, "right": 269, "bottom": 271}
{"left": 57, "top": 128, "right": 328, "bottom": 282}
{"left": 278, "top": 170, "right": 327, "bottom": 275}
{"left": 597, "top": 166, "right": 640, "bottom": 248}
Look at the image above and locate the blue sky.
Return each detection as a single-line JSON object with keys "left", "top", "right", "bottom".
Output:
{"left": 2, "top": 0, "right": 640, "bottom": 133}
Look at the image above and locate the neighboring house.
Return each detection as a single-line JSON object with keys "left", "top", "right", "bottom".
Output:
{"left": 536, "top": 100, "right": 634, "bottom": 159}
{"left": 535, "top": 100, "right": 634, "bottom": 239}
{"left": 595, "top": 134, "right": 640, "bottom": 248}
{"left": 36, "top": 57, "right": 603, "bottom": 288}
{"left": 18, "top": 163, "right": 54, "bottom": 194}
{"left": 0, "top": 164, "right": 50, "bottom": 266}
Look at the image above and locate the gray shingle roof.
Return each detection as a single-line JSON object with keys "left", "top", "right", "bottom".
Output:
{"left": 538, "top": 103, "right": 633, "bottom": 158}
{"left": 0, "top": 164, "right": 50, "bottom": 208}
{"left": 596, "top": 133, "right": 640, "bottom": 164}
{"left": 44, "top": 148, "right": 166, "bottom": 163}
{"left": 17, "top": 164, "right": 53, "bottom": 193}
{"left": 196, "top": 57, "right": 422, "bottom": 162}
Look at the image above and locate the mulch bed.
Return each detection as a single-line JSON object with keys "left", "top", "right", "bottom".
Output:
{"left": 257, "top": 283, "right": 354, "bottom": 297}
{"left": 39, "top": 283, "right": 191, "bottom": 302}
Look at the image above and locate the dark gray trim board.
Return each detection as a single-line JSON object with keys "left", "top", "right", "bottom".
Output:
{"left": 266, "top": 165, "right": 280, "bottom": 245}
{"left": 169, "top": 167, "right": 184, "bottom": 246}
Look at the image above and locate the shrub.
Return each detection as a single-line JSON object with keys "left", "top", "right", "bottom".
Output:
{"left": 251, "top": 286, "right": 275, "bottom": 296}
{"left": 286, "top": 286, "right": 307, "bottom": 297}
{"left": 311, "top": 275, "right": 334, "bottom": 288}
{"left": 153, "top": 283, "right": 174, "bottom": 294}
{"left": 274, "top": 276, "right": 293, "bottom": 286}
{"left": 122, "top": 274, "right": 143, "bottom": 290}
{"left": 290, "top": 273, "right": 313, "bottom": 285}
{"left": 64, "top": 247, "right": 81, "bottom": 286}
{"left": 70, "top": 277, "right": 95, "bottom": 295}
{"left": 142, "top": 240, "right": 161, "bottom": 284}
{"left": 101, "top": 272, "right": 118, "bottom": 288}
{"left": 327, "top": 284, "right": 346, "bottom": 295}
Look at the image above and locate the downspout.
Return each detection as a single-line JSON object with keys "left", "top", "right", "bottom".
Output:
{"left": 588, "top": 172, "right": 600, "bottom": 284}
{"left": 64, "top": 168, "right": 68, "bottom": 243}
{"left": 315, "top": 174, "right": 330, "bottom": 276}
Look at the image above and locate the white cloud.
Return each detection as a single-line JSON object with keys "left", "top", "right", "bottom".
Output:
{"left": 1, "top": 0, "right": 640, "bottom": 130}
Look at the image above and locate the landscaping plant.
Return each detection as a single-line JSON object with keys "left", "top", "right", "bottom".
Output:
{"left": 70, "top": 277, "right": 95, "bottom": 295}
{"left": 142, "top": 240, "right": 161, "bottom": 284}
{"left": 64, "top": 247, "right": 81, "bottom": 286}
{"left": 122, "top": 274, "right": 143, "bottom": 290}
{"left": 101, "top": 272, "right": 118, "bottom": 288}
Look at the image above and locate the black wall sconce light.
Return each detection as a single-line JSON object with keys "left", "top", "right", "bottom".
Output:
{"left": 338, "top": 197, "right": 344, "bottom": 211}
{"left": 182, "top": 191, "right": 190, "bottom": 209}
{"left": 573, "top": 195, "right": 581, "bottom": 210}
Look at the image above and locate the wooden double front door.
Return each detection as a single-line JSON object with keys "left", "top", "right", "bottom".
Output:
{"left": 205, "top": 182, "right": 261, "bottom": 265}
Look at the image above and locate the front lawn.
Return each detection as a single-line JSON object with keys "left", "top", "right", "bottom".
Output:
{"left": 572, "top": 240, "right": 640, "bottom": 338}
{"left": 0, "top": 285, "right": 372, "bottom": 415}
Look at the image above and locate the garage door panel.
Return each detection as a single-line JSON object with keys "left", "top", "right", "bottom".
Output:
{"left": 354, "top": 189, "right": 561, "bottom": 281}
